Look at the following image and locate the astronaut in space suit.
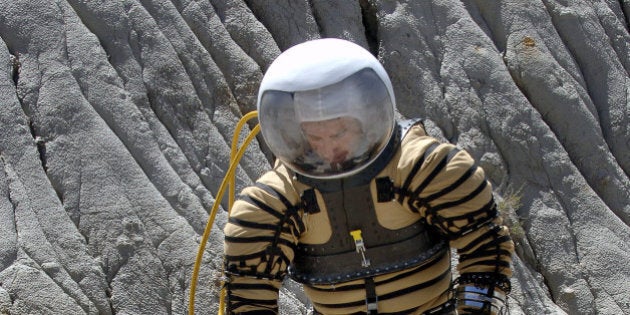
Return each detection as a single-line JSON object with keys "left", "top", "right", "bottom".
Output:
{"left": 223, "top": 38, "right": 514, "bottom": 315}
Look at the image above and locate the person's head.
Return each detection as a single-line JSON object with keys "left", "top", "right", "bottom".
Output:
{"left": 300, "top": 116, "right": 364, "bottom": 168}
{"left": 257, "top": 38, "right": 396, "bottom": 179}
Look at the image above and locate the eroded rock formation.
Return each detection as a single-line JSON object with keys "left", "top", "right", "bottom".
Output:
{"left": 0, "top": 1, "right": 628, "bottom": 314}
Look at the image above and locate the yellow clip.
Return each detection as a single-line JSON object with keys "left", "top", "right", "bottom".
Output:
{"left": 350, "top": 230, "right": 363, "bottom": 242}
{"left": 350, "top": 229, "right": 371, "bottom": 267}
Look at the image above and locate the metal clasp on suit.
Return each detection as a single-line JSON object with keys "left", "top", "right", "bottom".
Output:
{"left": 350, "top": 230, "right": 371, "bottom": 267}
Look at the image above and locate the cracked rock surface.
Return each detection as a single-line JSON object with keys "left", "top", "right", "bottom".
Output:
{"left": 0, "top": 1, "right": 628, "bottom": 314}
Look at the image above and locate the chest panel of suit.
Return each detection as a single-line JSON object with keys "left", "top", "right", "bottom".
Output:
{"left": 299, "top": 180, "right": 423, "bottom": 251}
{"left": 290, "top": 178, "right": 445, "bottom": 284}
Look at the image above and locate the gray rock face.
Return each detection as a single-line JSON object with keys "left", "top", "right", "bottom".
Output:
{"left": 0, "top": 1, "right": 628, "bottom": 314}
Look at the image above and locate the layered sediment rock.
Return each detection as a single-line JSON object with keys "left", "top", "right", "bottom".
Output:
{"left": 0, "top": 1, "right": 628, "bottom": 314}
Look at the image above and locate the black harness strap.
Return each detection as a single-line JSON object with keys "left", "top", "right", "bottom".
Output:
{"left": 301, "top": 188, "right": 320, "bottom": 214}
{"left": 365, "top": 277, "right": 378, "bottom": 314}
{"left": 375, "top": 177, "right": 395, "bottom": 202}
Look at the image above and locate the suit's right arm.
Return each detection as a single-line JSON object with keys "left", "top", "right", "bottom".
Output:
{"left": 223, "top": 168, "right": 304, "bottom": 314}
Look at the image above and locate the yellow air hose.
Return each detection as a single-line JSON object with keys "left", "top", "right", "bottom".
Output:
{"left": 189, "top": 111, "right": 260, "bottom": 315}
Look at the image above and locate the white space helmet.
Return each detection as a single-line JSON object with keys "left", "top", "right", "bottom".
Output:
{"left": 257, "top": 38, "right": 396, "bottom": 179}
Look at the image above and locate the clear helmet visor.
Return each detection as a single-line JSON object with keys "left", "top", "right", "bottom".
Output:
{"left": 259, "top": 68, "right": 395, "bottom": 179}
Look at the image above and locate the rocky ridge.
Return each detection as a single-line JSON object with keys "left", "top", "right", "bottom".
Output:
{"left": 0, "top": 1, "right": 628, "bottom": 314}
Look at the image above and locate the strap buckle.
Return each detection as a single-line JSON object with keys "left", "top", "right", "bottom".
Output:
{"left": 365, "top": 277, "right": 378, "bottom": 314}
{"left": 350, "top": 230, "right": 371, "bottom": 267}
{"left": 366, "top": 299, "right": 378, "bottom": 313}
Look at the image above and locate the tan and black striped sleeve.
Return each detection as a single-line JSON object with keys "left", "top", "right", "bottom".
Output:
{"left": 223, "top": 167, "right": 304, "bottom": 314}
{"left": 400, "top": 129, "right": 514, "bottom": 291}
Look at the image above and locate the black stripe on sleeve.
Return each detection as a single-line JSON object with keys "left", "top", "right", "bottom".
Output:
{"left": 429, "top": 180, "right": 488, "bottom": 212}
{"left": 237, "top": 195, "right": 284, "bottom": 219}
{"left": 423, "top": 164, "right": 477, "bottom": 204}
{"left": 228, "top": 217, "right": 292, "bottom": 234}
{"left": 254, "top": 182, "right": 306, "bottom": 235}
{"left": 227, "top": 282, "right": 279, "bottom": 292}
{"left": 461, "top": 259, "right": 512, "bottom": 269}
{"left": 397, "top": 142, "right": 440, "bottom": 203}
{"left": 229, "top": 295, "right": 278, "bottom": 307}
{"left": 458, "top": 249, "right": 513, "bottom": 261}
{"left": 224, "top": 247, "right": 292, "bottom": 269}
{"left": 255, "top": 182, "right": 293, "bottom": 210}
{"left": 459, "top": 235, "right": 513, "bottom": 257}
{"left": 410, "top": 147, "right": 459, "bottom": 199}
{"left": 225, "top": 235, "right": 296, "bottom": 249}
{"left": 442, "top": 199, "right": 497, "bottom": 222}
{"left": 457, "top": 224, "right": 503, "bottom": 253}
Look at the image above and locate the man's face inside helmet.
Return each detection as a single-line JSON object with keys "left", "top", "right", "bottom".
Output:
{"left": 258, "top": 63, "right": 395, "bottom": 179}
{"left": 300, "top": 116, "right": 364, "bottom": 169}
